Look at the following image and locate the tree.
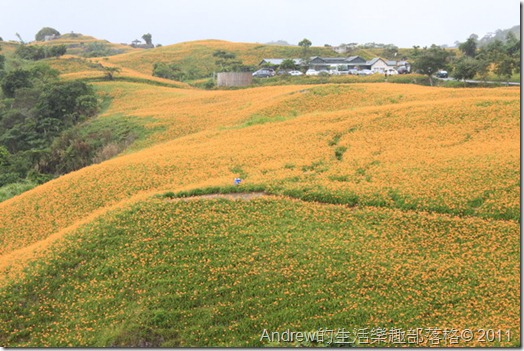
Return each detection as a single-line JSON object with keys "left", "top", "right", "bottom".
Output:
{"left": 1, "top": 69, "right": 33, "bottom": 98}
{"left": 35, "top": 27, "right": 60, "bottom": 41}
{"left": 474, "top": 56, "right": 491, "bottom": 83}
{"left": 15, "top": 33, "right": 25, "bottom": 44}
{"left": 101, "top": 65, "right": 121, "bottom": 80}
{"left": 37, "top": 80, "right": 98, "bottom": 131}
{"left": 279, "top": 59, "right": 297, "bottom": 71}
{"left": 452, "top": 57, "right": 478, "bottom": 85}
{"left": 494, "top": 54, "right": 516, "bottom": 85}
{"left": 382, "top": 44, "right": 399, "bottom": 59}
{"left": 48, "top": 45, "right": 67, "bottom": 58}
{"left": 411, "top": 45, "right": 452, "bottom": 86}
{"left": 142, "top": 33, "right": 153, "bottom": 46}
{"left": 298, "top": 38, "right": 312, "bottom": 64}
{"left": 15, "top": 45, "right": 46, "bottom": 60}
{"left": 0, "top": 145, "right": 9, "bottom": 167}
{"left": 14, "top": 45, "right": 66, "bottom": 61}
{"left": 213, "top": 50, "right": 245, "bottom": 72}
{"left": 153, "top": 62, "right": 185, "bottom": 80}
{"left": 458, "top": 36, "right": 477, "bottom": 57}
{"left": 298, "top": 38, "right": 312, "bottom": 49}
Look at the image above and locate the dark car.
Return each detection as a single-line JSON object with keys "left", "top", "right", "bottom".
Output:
{"left": 435, "top": 70, "right": 448, "bottom": 78}
{"left": 252, "top": 69, "right": 274, "bottom": 78}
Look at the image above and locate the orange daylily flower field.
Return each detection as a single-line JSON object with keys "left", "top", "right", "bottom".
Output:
{"left": 0, "top": 40, "right": 519, "bottom": 347}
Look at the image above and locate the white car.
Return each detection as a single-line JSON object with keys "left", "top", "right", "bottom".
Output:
{"left": 385, "top": 68, "right": 398, "bottom": 75}
{"left": 289, "top": 70, "right": 303, "bottom": 76}
{"left": 357, "top": 69, "right": 373, "bottom": 75}
{"left": 306, "top": 69, "right": 319, "bottom": 76}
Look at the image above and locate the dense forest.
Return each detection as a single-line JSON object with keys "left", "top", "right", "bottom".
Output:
{"left": 0, "top": 44, "right": 144, "bottom": 200}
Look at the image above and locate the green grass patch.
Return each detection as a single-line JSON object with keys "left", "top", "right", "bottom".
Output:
{"left": 0, "top": 181, "right": 38, "bottom": 203}
{"left": 0, "top": 197, "right": 518, "bottom": 346}
{"left": 334, "top": 146, "right": 348, "bottom": 161}
{"left": 328, "top": 134, "right": 341, "bottom": 147}
{"left": 328, "top": 175, "right": 349, "bottom": 182}
{"left": 159, "top": 183, "right": 266, "bottom": 199}
{"left": 242, "top": 114, "right": 288, "bottom": 127}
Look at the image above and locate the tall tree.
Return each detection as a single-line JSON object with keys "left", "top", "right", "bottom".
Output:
{"left": 298, "top": 38, "right": 312, "bottom": 65}
{"left": 35, "top": 27, "right": 60, "bottom": 41}
{"left": 459, "top": 36, "right": 477, "bottom": 57}
{"left": 452, "top": 57, "right": 478, "bottom": 85}
{"left": 279, "top": 59, "right": 297, "bottom": 71}
{"left": 0, "top": 45, "right": 5, "bottom": 71}
{"left": 142, "top": 33, "right": 153, "bottom": 46}
{"left": 411, "top": 45, "right": 452, "bottom": 86}
{"left": 494, "top": 54, "right": 516, "bottom": 85}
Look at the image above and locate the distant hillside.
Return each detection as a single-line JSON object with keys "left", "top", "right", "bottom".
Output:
{"left": 106, "top": 39, "right": 339, "bottom": 77}
{"left": 106, "top": 39, "right": 417, "bottom": 81}
{"left": 2, "top": 34, "right": 414, "bottom": 82}
{"left": 457, "top": 25, "right": 520, "bottom": 47}
{"left": 479, "top": 25, "right": 520, "bottom": 46}
{"left": 36, "top": 33, "right": 140, "bottom": 56}
{"left": 265, "top": 40, "right": 293, "bottom": 46}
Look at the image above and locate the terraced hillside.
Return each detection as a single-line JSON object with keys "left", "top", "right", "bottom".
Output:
{"left": 0, "top": 39, "right": 520, "bottom": 347}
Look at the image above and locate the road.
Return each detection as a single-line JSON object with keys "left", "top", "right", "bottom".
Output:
{"left": 436, "top": 76, "right": 520, "bottom": 86}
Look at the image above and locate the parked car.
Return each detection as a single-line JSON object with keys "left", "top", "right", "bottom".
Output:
{"left": 397, "top": 66, "right": 408, "bottom": 74}
{"left": 289, "top": 70, "right": 303, "bottom": 76}
{"left": 306, "top": 69, "right": 319, "bottom": 76}
{"left": 435, "top": 70, "right": 448, "bottom": 78}
{"left": 348, "top": 69, "right": 358, "bottom": 75}
{"left": 252, "top": 69, "right": 275, "bottom": 78}
{"left": 385, "top": 68, "right": 398, "bottom": 75}
{"left": 357, "top": 69, "right": 373, "bottom": 76}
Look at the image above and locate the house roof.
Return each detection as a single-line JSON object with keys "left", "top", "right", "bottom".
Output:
{"left": 366, "top": 57, "right": 382, "bottom": 65}
{"left": 260, "top": 56, "right": 406, "bottom": 68}
{"left": 346, "top": 56, "right": 366, "bottom": 63}
{"left": 309, "top": 55, "right": 366, "bottom": 65}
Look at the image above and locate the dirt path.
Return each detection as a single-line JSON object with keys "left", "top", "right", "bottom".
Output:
{"left": 171, "top": 192, "right": 269, "bottom": 201}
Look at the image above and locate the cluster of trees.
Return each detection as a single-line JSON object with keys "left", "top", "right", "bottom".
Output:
{"left": 81, "top": 42, "right": 124, "bottom": 58}
{"left": 411, "top": 32, "right": 520, "bottom": 85}
{"left": 0, "top": 57, "right": 100, "bottom": 186}
{"left": 152, "top": 62, "right": 199, "bottom": 81}
{"left": 15, "top": 44, "right": 67, "bottom": 60}
{"left": 212, "top": 50, "right": 252, "bottom": 72}
{"left": 454, "top": 32, "right": 520, "bottom": 83}
{"left": 152, "top": 50, "right": 254, "bottom": 82}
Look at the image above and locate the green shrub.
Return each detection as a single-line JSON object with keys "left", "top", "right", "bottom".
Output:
{"left": 334, "top": 146, "right": 347, "bottom": 160}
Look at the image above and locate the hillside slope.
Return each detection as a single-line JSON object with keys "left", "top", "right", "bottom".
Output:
{"left": 106, "top": 39, "right": 340, "bottom": 76}
{"left": 0, "top": 70, "right": 520, "bottom": 346}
